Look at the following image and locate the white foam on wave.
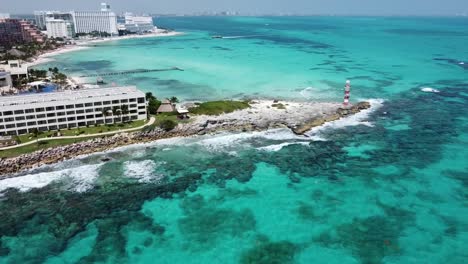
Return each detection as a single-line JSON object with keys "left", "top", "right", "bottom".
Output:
{"left": 421, "top": 87, "right": 440, "bottom": 93}
{"left": 123, "top": 160, "right": 165, "bottom": 183}
{"left": 193, "top": 128, "right": 312, "bottom": 152}
{"left": 257, "top": 142, "right": 310, "bottom": 152}
{"left": 305, "top": 99, "right": 385, "bottom": 137}
{"left": 0, "top": 164, "right": 102, "bottom": 194}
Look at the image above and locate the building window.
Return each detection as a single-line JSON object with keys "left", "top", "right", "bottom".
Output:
{"left": 35, "top": 107, "right": 45, "bottom": 112}
{"left": 66, "top": 104, "right": 74, "bottom": 109}
{"left": 86, "top": 114, "right": 94, "bottom": 119}
{"left": 138, "top": 111, "right": 146, "bottom": 115}
{"left": 38, "top": 120, "right": 47, "bottom": 125}
{"left": 16, "top": 123, "right": 26, "bottom": 128}
{"left": 37, "top": 114, "right": 46, "bottom": 119}
{"left": 138, "top": 106, "right": 145, "bottom": 109}
{"left": 46, "top": 107, "right": 55, "bottom": 111}
{"left": 75, "top": 104, "right": 84, "bottom": 108}
{"left": 57, "top": 118, "right": 66, "bottom": 122}
{"left": 27, "top": 121, "right": 37, "bottom": 126}
{"left": 129, "top": 98, "right": 136, "bottom": 102}
{"left": 66, "top": 110, "right": 75, "bottom": 115}
{"left": 112, "top": 100, "right": 119, "bottom": 104}
{"left": 94, "top": 102, "right": 102, "bottom": 106}
{"left": 86, "top": 108, "right": 94, "bottom": 113}
{"left": 48, "top": 119, "right": 57, "bottom": 124}
{"left": 4, "top": 117, "right": 14, "bottom": 122}
{"left": 47, "top": 113, "right": 56, "bottom": 117}
{"left": 57, "top": 112, "right": 66, "bottom": 116}
{"left": 76, "top": 110, "right": 85, "bottom": 114}
{"left": 26, "top": 115, "right": 35, "bottom": 120}
{"left": 138, "top": 97, "right": 145, "bottom": 103}
{"left": 67, "top": 117, "right": 76, "bottom": 121}
{"left": 25, "top": 109, "right": 34, "bottom": 113}
{"left": 103, "top": 101, "right": 111, "bottom": 105}
{"left": 3, "top": 111, "right": 13, "bottom": 116}
{"left": 14, "top": 110, "right": 24, "bottom": 115}
{"left": 15, "top": 116, "right": 25, "bottom": 121}
{"left": 5, "top": 124, "right": 15, "bottom": 129}
{"left": 121, "top": 99, "right": 128, "bottom": 103}
{"left": 85, "top": 103, "right": 93, "bottom": 107}
{"left": 56, "top": 105, "right": 65, "bottom": 110}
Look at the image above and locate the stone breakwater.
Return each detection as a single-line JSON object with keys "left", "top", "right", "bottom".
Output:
{"left": 0, "top": 101, "right": 371, "bottom": 178}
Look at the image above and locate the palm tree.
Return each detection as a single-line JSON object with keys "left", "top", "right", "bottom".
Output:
{"left": 170, "top": 96, "right": 179, "bottom": 104}
{"left": 145, "top": 92, "right": 156, "bottom": 101}
{"left": 102, "top": 108, "right": 112, "bottom": 124}
{"left": 31, "top": 128, "right": 40, "bottom": 145}
{"left": 121, "top": 105, "right": 129, "bottom": 122}
{"left": 112, "top": 106, "right": 121, "bottom": 122}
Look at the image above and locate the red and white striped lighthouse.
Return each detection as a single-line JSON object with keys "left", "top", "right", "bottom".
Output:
{"left": 343, "top": 80, "right": 351, "bottom": 106}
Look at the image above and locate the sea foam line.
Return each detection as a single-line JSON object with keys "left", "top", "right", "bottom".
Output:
{"left": 0, "top": 164, "right": 102, "bottom": 194}
{"left": 305, "top": 98, "right": 385, "bottom": 137}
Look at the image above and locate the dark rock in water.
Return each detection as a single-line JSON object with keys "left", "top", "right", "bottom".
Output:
{"left": 328, "top": 174, "right": 339, "bottom": 181}
{"left": 101, "top": 157, "right": 111, "bottom": 162}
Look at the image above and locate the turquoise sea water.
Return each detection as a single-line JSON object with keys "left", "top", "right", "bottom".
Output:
{"left": 1, "top": 16, "right": 467, "bottom": 263}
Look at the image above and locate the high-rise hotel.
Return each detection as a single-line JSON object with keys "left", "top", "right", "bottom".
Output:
{"left": 35, "top": 3, "right": 119, "bottom": 37}
{"left": 71, "top": 3, "right": 118, "bottom": 35}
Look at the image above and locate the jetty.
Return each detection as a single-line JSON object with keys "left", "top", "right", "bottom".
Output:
{"left": 78, "top": 67, "right": 184, "bottom": 78}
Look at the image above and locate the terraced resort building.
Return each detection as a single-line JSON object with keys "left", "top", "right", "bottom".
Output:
{"left": 0, "top": 86, "right": 147, "bottom": 136}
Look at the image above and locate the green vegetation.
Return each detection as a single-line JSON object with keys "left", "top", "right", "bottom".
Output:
{"left": 146, "top": 92, "right": 161, "bottom": 115}
{"left": 189, "top": 100, "right": 250, "bottom": 115}
{"left": 15, "top": 120, "right": 146, "bottom": 144}
{"left": 169, "top": 96, "right": 179, "bottom": 103}
{"left": 76, "top": 31, "right": 111, "bottom": 38}
{"left": 159, "top": 120, "right": 177, "bottom": 131}
{"left": 28, "top": 69, "right": 48, "bottom": 80}
{"left": 0, "top": 40, "right": 64, "bottom": 61}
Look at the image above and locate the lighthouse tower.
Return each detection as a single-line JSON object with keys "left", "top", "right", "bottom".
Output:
{"left": 343, "top": 80, "right": 351, "bottom": 106}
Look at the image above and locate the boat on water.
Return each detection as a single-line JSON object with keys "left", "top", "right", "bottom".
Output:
{"left": 212, "top": 35, "right": 223, "bottom": 39}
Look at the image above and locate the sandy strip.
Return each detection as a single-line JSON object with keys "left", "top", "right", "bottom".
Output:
{"left": 26, "top": 30, "right": 184, "bottom": 67}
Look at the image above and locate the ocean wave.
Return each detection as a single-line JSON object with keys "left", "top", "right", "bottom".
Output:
{"left": 305, "top": 99, "right": 385, "bottom": 136}
{"left": 421, "top": 87, "right": 440, "bottom": 93}
{"left": 123, "top": 160, "right": 165, "bottom": 183}
{"left": 257, "top": 142, "right": 310, "bottom": 152}
{"left": 0, "top": 164, "right": 102, "bottom": 194}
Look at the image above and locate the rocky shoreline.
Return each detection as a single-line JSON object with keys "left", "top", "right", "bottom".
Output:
{"left": 0, "top": 100, "right": 371, "bottom": 178}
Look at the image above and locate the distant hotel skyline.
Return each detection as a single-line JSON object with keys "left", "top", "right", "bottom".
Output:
{"left": 1, "top": 0, "right": 467, "bottom": 16}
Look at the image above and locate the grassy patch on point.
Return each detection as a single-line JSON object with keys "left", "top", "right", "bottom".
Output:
{"left": 189, "top": 100, "right": 250, "bottom": 115}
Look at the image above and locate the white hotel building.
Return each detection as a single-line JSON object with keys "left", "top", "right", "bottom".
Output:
{"left": 71, "top": 10, "right": 118, "bottom": 35}
{"left": 46, "top": 18, "right": 75, "bottom": 38}
{"left": 0, "top": 86, "right": 147, "bottom": 136}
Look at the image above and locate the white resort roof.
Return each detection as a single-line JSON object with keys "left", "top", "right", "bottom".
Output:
{"left": 0, "top": 86, "right": 145, "bottom": 111}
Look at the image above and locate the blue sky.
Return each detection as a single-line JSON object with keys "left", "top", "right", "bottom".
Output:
{"left": 1, "top": 0, "right": 468, "bottom": 15}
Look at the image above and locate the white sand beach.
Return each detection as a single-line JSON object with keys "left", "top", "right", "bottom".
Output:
{"left": 26, "top": 30, "right": 183, "bottom": 67}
